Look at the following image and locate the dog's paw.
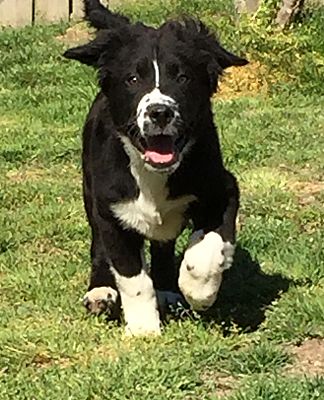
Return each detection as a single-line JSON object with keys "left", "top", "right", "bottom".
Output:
{"left": 156, "top": 290, "right": 186, "bottom": 314}
{"left": 123, "top": 299, "right": 162, "bottom": 337}
{"left": 83, "top": 286, "right": 119, "bottom": 317}
{"left": 179, "top": 231, "right": 232, "bottom": 311}
{"left": 124, "top": 321, "right": 161, "bottom": 337}
{"left": 124, "top": 301, "right": 161, "bottom": 336}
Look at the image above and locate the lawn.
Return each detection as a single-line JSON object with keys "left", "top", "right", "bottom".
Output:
{"left": 0, "top": 1, "right": 323, "bottom": 399}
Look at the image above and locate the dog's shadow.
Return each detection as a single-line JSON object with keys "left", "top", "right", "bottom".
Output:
{"left": 174, "top": 245, "right": 291, "bottom": 333}
{"left": 201, "top": 245, "right": 291, "bottom": 333}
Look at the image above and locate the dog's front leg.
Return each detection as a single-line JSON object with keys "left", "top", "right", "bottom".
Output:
{"left": 95, "top": 214, "right": 161, "bottom": 336}
{"left": 179, "top": 170, "right": 238, "bottom": 311}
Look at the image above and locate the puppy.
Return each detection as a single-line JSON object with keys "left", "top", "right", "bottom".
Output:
{"left": 64, "top": 0, "right": 247, "bottom": 335}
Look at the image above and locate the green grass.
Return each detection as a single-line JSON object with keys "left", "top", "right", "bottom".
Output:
{"left": 0, "top": 1, "right": 324, "bottom": 398}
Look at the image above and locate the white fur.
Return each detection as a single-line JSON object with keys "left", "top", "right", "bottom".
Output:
{"left": 111, "top": 137, "right": 196, "bottom": 241}
{"left": 136, "top": 86, "right": 179, "bottom": 136}
{"left": 223, "top": 241, "right": 235, "bottom": 270}
{"left": 112, "top": 267, "right": 161, "bottom": 336}
{"left": 178, "top": 231, "right": 234, "bottom": 311}
{"left": 153, "top": 59, "right": 160, "bottom": 88}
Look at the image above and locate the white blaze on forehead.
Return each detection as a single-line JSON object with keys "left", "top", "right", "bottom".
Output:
{"left": 153, "top": 59, "right": 160, "bottom": 88}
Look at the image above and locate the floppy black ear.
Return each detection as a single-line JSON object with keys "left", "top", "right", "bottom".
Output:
{"left": 84, "top": 0, "right": 130, "bottom": 30}
{"left": 215, "top": 45, "right": 248, "bottom": 70}
{"left": 63, "top": 29, "right": 123, "bottom": 67}
{"left": 63, "top": 42, "right": 102, "bottom": 66}
{"left": 205, "top": 46, "right": 248, "bottom": 94}
{"left": 180, "top": 18, "right": 248, "bottom": 69}
{"left": 182, "top": 18, "right": 248, "bottom": 93}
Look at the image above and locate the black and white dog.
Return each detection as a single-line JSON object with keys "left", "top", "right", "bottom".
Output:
{"left": 64, "top": 0, "right": 248, "bottom": 335}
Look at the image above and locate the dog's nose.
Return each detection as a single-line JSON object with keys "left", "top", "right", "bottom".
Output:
{"left": 147, "top": 104, "right": 174, "bottom": 127}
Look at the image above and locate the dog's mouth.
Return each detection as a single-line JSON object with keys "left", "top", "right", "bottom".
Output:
{"left": 139, "top": 135, "right": 186, "bottom": 169}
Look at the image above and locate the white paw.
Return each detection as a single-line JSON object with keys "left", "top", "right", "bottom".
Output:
{"left": 178, "top": 231, "right": 234, "bottom": 311}
{"left": 124, "top": 293, "right": 161, "bottom": 336}
{"left": 124, "top": 319, "right": 161, "bottom": 337}
{"left": 123, "top": 294, "right": 161, "bottom": 336}
{"left": 83, "top": 286, "right": 119, "bottom": 316}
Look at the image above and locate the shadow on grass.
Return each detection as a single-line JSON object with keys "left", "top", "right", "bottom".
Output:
{"left": 202, "top": 245, "right": 292, "bottom": 333}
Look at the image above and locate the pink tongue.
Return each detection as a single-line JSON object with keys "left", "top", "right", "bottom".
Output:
{"left": 144, "top": 136, "right": 175, "bottom": 164}
{"left": 145, "top": 151, "right": 174, "bottom": 164}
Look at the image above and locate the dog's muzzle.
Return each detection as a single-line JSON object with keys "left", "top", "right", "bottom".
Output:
{"left": 136, "top": 90, "right": 187, "bottom": 171}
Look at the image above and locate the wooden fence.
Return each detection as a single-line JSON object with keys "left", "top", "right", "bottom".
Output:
{"left": 0, "top": 0, "right": 114, "bottom": 27}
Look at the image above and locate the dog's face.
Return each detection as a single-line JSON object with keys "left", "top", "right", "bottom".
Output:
{"left": 64, "top": 20, "right": 247, "bottom": 172}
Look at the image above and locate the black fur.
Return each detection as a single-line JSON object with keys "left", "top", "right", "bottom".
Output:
{"left": 64, "top": 0, "right": 247, "bottom": 321}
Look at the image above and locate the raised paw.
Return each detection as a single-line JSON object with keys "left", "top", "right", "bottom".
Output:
{"left": 83, "top": 286, "right": 119, "bottom": 317}
{"left": 179, "top": 231, "right": 234, "bottom": 311}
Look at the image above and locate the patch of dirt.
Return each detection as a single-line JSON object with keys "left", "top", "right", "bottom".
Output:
{"left": 215, "top": 375, "right": 238, "bottom": 398}
{"left": 0, "top": 117, "right": 20, "bottom": 127}
{"left": 34, "top": 238, "right": 69, "bottom": 256}
{"left": 6, "top": 168, "right": 45, "bottom": 183}
{"left": 92, "top": 344, "right": 121, "bottom": 361}
{"left": 217, "top": 61, "right": 270, "bottom": 99}
{"left": 31, "top": 344, "right": 120, "bottom": 370}
{"left": 286, "top": 338, "right": 324, "bottom": 377}
{"left": 6, "top": 164, "right": 81, "bottom": 184}
{"left": 32, "top": 352, "right": 72, "bottom": 369}
{"left": 56, "top": 23, "right": 94, "bottom": 45}
{"left": 202, "top": 371, "right": 238, "bottom": 398}
{"left": 289, "top": 180, "right": 324, "bottom": 206}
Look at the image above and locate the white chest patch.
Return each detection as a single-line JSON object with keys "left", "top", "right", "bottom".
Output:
{"left": 111, "top": 138, "right": 196, "bottom": 241}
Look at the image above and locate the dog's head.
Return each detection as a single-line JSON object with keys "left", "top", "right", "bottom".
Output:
{"left": 64, "top": 2, "right": 247, "bottom": 173}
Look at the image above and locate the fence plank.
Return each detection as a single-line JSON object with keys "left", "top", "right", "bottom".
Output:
{"left": 0, "top": 0, "right": 33, "bottom": 27}
{"left": 34, "top": 0, "right": 70, "bottom": 23}
{"left": 72, "top": 0, "right": 84, "bottom": 20}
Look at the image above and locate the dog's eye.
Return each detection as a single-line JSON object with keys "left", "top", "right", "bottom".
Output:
{"left": 126, "top": 75, "right": 138, "bottom": 86}
{"left": 177, "top": 74, "right": 189, "bottom": 84}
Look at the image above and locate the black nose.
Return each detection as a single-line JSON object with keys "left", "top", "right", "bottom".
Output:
{"left": 147, "top": 104, "right": 174, "bottom": 127}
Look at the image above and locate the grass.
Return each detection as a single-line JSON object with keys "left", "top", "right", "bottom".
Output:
{"left": 0, "top": 1, "right": 324, "bottom": 398}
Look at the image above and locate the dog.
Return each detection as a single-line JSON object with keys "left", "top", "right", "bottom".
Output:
{"left": 64, "top": 0, "right": 248, "bottom": 336}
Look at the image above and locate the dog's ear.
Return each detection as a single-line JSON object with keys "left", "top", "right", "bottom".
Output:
{"left": 84, "top": 0, "right": 130, "bottom": 30}
{"left": 206, "top": 44, "right": 248, "bottom": 93}
{"left": 63, "top": 30, "right": 122, "bottom": 67}
{"left": 63, "top": 42, "right": 101, "bottom": 66}
{"left": 184, "top": 19, "right": 248, "bottom": 70}
{"left": 214, "top": 45, "right": 248, "bottom": 70}
{"left": 64, "top": 0, "right": 130, "bottom": 66}
{"left": 181, "top": 19, "right": 248, "bottom": 93}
